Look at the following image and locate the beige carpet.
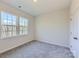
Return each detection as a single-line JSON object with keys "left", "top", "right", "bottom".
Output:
{"left": 0, "top": 41, "right": 74, "bottom": 58}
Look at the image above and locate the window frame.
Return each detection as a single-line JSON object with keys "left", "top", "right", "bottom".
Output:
{"left": 19, "top": 17, "right": 29, "bottom": 35}
{"left": 0, "top": 12, "right": 17, "bottom": 39}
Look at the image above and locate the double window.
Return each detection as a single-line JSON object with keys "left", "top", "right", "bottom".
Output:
{"left": 0, "top": 12, "right": 29, "bottom": 39}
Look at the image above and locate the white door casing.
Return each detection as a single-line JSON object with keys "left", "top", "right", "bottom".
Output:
{"left": 70, "top": 9, "right": 79, "bottom": 57}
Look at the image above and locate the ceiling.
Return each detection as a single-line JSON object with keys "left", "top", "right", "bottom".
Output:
{"left": 0, "top": 0, "right": 71, "bottom": 16}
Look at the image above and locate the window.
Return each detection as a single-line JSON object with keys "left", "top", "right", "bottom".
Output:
{"left": 19, "top": 17, "right": 28, "bottom": 35}
{"left": 0, "top": 11, "right": 29, "bottom": 39}
{"left": 0, "top": 12, "right": 17, "bottom": 39}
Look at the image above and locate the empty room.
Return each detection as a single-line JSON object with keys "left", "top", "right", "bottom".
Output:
{"left": 0, "top": 0, "right": 79, "bottom": 58}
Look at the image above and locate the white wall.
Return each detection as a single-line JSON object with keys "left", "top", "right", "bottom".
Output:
{"left": 0, "top": 2, "right": 35, "bottom": 53}
{"left": 70, "top": 0, "right": 79, "bottom": 16}
{"left": 35, "top": 9, "right": 70, "bottom": 47}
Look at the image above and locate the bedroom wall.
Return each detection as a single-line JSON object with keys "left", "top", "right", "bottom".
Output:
{"left": 0, "top": 2, "right": 35, "bottom": 53}
{"left": 35, "top": 9, "right": 70, "bottom": 47}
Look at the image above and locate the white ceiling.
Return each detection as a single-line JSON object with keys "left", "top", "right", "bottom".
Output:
{"left": 0, "top": 0, "right": 71, "bottom": 16}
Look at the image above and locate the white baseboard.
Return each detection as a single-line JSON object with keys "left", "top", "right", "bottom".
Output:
{"left": 37, "top": 40, "right": 69, "bottom": 48}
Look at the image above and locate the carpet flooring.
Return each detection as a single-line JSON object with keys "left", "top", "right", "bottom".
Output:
{"left": 0, "top": 41, "right": 74, "bottom": 58}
